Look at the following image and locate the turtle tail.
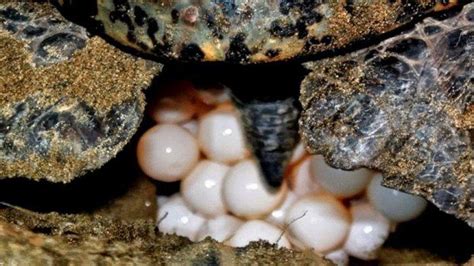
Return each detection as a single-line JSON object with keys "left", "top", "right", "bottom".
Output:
{"left": 226, "top": 63, "right": 306, "bottom": 187}
{"left": 158, "top": 62, "right": 306, "bottom": 188}
{"left": 233, "top": 95, "right": 300, "bottom": 187}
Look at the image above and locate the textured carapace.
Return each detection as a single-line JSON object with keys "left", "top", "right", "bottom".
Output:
{"left": 0, "top": 1, "right": 161, "bottom": 182}
{"left": 51, "top": 0, "right": 461, "bottom": 64}
{"left": 300, "top": 3, "right": 473, "bottom": 226}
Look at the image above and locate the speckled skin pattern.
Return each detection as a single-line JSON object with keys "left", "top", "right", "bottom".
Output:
{"left": 300, "top": 3, "right": 473, "bottom": 226}
{"left": 0, "top": 1, "right": 161, "bottom": 182}
{"left": 51, "top": 0, "right": 459, "bottom": 64}
{"left": 235, "top": 97, "right": 300, "bottom": 187}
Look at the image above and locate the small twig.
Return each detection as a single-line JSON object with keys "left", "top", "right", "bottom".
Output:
{"left": 277, "top": 210, "right": 308, "bottom": 244}
{"left": 157, "top": 212, "right": 169, "bottom": 227}
{"left": 0, "top": 202, "right": 37, "bottom": 215}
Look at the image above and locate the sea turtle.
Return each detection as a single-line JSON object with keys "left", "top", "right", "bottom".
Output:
{"left": 51, "top": 0, "right": 471, "bottom": 224}
{"left": 50, "top": 0, "right": 465, "bottom": 186}
{"left": 2, "top": 0, "right": 471, "bottom": 225}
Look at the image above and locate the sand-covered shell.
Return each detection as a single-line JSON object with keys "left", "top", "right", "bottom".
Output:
{"left": 300, "top": 3, "right": 473, "bottom": 226}
{"left": 0, "top": 1, "right": 161, "bottom": 182}
{"left": 51, "top": 0, "right": 460, "bottom": 63}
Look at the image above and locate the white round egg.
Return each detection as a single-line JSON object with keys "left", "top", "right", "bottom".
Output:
{"left": 148, "top": 80, "right": 198, "bottom": 124}
{"left": 223, "top": 160, "right": 287, "bottom": 219}
{"left": 197, "top": 215, "right": 243, "bottom": 242}
{"left": 288, "top": 157, "right": 321, "bottom": 196}
{"left": 137, "top": 124, "right": 200, "bottom": 182}
{"left": 157, "top": 195, "right": 206, "bottom": 241}
{"left": 310, "top": 155, "right": 373, "bottom": 198}
{"left": 198, "top": 110, "right": 248, "bottom": 164}
{"left": 285, "top": 194, "right": 351, "bottom": 252}
{"left": 343, "top": 200, "right": 390, "bottom": 260}
{"left": 325, "top": 249, "right": 349, "bottom": 266}
{"left": 289, "top": 141, "right": 308, "bottom": 164}
{"left": 368, "top": 174, "right": 427, "bottom": 222}
{"left": 197, "top": 87, "right": 231, "bottom": 105}
{"left": 227, "top": 220, "right": 291, "bottom": 249}
{"left": 266, "top": 192, "right": 298, "bottom": 226}
{"left": 181, "top": 160, "right": 229, "bottom": 217}
{"left": 180, "top": 119, "right": 199, "bottom": 136}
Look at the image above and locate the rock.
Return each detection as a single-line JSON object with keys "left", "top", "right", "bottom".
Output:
{"left": 300, "top": 3, "right": 473, "bottom": 226}
{"left": 0, "top": 1, "right": 162, "bottom": 182}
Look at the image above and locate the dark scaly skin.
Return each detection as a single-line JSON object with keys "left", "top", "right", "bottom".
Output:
{"left": 50, "top": 0, "right": 464, "bottom": 188}
{"left": 301, "top": 3, "right": 473, "bottom": 226}
{"left": 51, "top": 0, "right": 460, "bottom": 64}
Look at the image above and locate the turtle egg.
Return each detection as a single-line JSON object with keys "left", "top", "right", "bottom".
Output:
{"left": 157, "top": 195, "right": 170, "bottom": 207}
{"left": 290, "top": 141, "right": 308, "bottom": 164}
{"left": 310, "top": 155, "right": 373, "bottom": 198}
{"left": 325, "top": 249, "right": 349, "bottom": 266}
{"left": 181, "top": 160, "right": 229, "bottom": 217}
{"left": 198, "top": 110, "right": 249, "bottom": 164}
{"left": 343, "top": 200, "right": 390, "bottom": 260}
{"left": 148, "top": 80, "right": 201, "bottom": 124}
{"left": 266, "top": 192, "right": 298, "bottom": 226}
{"left": 227, "top": 220, "right": 291, "bottom": 249}
{"left": 180, "top": 119, "right": 199, "bottom": 136}
{"left": 285, "top": 194, "right": 351, "bottom": 252}
{"left": 197, "top": 87, "right": 231, "bottom": 105}
{"left": 223, "top": 160, "right": 287, "bottom": 219}
{"left": 288, "top": 157, "right": 321, "bottom": 196}
{"left": 157, "top": 195, "right": 206, "bottom": 241}
{"left": 137, "top": 124, "right": 199, "bottom": 182}
{"left": 368, "top": 174, "right": 428, "bottom": 222}
{"left": 197, "top": 214, "right": 243, "bottom": 242}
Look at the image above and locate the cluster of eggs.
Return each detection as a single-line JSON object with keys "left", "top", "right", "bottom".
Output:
{"left": 136, "top": 81, "right": 428, "bottom": 264}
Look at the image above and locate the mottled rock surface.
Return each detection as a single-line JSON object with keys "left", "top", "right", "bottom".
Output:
{"left": 0, "top": 0, "right": 161, "bottom": 182}
{"left": 301, "top": 3, "right": 473, "bottom": 226}
{"left": 52, "top": 0, "right": 459, "bottom": 63}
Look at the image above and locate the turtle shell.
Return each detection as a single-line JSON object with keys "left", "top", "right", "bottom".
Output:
{"left": 0, "top": 0, "right": 161, "bottom": 182}
{"left": 300, "top": 2, "right": 473, "bottom": 226}
{"left": 52, "top": 0, "right": 460, "bottom": 64}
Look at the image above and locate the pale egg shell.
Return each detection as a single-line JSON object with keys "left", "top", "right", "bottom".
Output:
{"left": 197, "top": 215, "right": 243, "bottom": 242}
{"left": 157, "top": 195, "right": 206, "bottom": 241}
{"left": 157, "top": 195, "right": 170, "bottom": 207}
{"left": 289, "top": 142, "right": 308, "bottom": 164}
{"left": 223, "top": 160, "right": 287, "bottom": 219}
{"left": 310, "top": 155, "right": 373, "bottom": 198}
{"left": 137, "top": 124, "right": 199, "bottom": 182}
{"left": 197, "top": 87, "right": 231, "bottom": 105}
{"left": 266, "top": 192, "right": 298, "bottom": 226}
{"left": 368, "top": 174, "right": 427, "bottom": 222}
{"left": 198, "top": 110, "right": 249, "bottom": 164}
{"left": 181, "top": 160, "right": 229, "bottom": 217}
{"left": 180, "top": 119, "right": 199, "bottom": 136}
{"left": 343, "top": 200, "right": 390, "bottom": 260}
{"left": 325, "top": 249, "right": 349, "bottom": 266}
{"left": 227, "top": 220, "right": 291, "bottom": 249}
{"left": 149, "top": 80, "right": 199, "bottom": 124}
{"left": 285, "top": 194, "right": 351, "bottom": 252}
{"left": 288, "top": 157, "right": 322, "bottom": 196}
